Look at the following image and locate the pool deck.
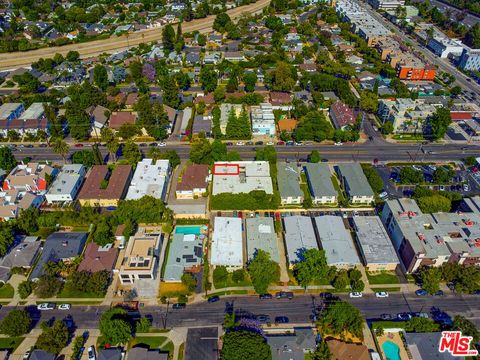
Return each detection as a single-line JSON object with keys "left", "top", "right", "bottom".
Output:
{"left": 377, "top": 332, "right": 410, "bottom": 360}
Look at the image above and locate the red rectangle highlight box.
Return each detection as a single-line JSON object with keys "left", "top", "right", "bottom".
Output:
{"left": 213, "top": 163, "right": 240, "bottom": 175}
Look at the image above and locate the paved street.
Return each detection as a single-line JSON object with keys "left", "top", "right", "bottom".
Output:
{"left": 11, "top": 141, "right": 480, "bottom": 163}
{"left": 1, "top": 293, "right": 479, "bottom": 330}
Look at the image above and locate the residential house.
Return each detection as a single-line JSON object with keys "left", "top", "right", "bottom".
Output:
{"left": 0, "top": 189, "right": 44, "bottom": 221}
{"left": 352, "top": 216, "right": 399, "bottom": 271}
{"left": 381, "top": 198, "right": 480, "bottom": 273}
{"left": 203, "top": 52, "right": 221, "bottom": 65}
{"left": 45, "top": 164, "right": 86, "bottom": 204}
{"left": 30, "top": 232, "right": 88, "bottom": 280}
{"left": 404, "top": 333, "right": 457, "bottom": 360}
{"left": 185, "top": 327, "right": 218, "bottom": 360}
{"left": 185, "top": 52, "right": 201, "bottom": 65}
{"left": 304, "top": 163, "right": 337, "bottom": 205}
{"left": 327, "top": 339, "right": 370, "bottom": 360}
{"left": 77, "top": 243, "right": 119, "bottom": 274}
{"left": 224, "top": 51, "right": 245, "bottom": 62}
{"left": 277, "top": 163, "right": 303, "bottom": 205}
{"left": 29, "top": 350, "right": 56, "bottom": 360}
{"left": 267, "top": 328, "right": 316, "bottom": 360}
{"left": 192, "top": 115, "right": 212, "bottom": 137}
{"left": 163, "top": 227, "right": 204, "bottom": 282}
{"left": 175, "top": 164, "right": 209, "bottom": 199}
{"left": 246, "top": 217, "right": 280, "bottom": 263}
{"left": 118, "top": 228, "right": 162, "bottom": 284}
{"left": 335, "top": 164, "right": 375, "bottom": 204}
{"left": 330, "top": 101, "right": 356, "bottom": 130}
{"left": 109, "top": 112, "right": 137, "bottom": 130}
{"left": 211, "top": 217, "right": 243, "bottom": 271}
{"left": 86, "top": 105, "right": 110, "bottom": 130}
{"left": 315, "top": 215, "right": 361, "bottom": 268}
{"left": 277, "top": 119, "right": 298, "bottom": 133}
{"left": 98, "top": 348, "right": 124, "bottom": 360}
{"left": 2, "top": 163, "right": 56, "bottom": 194}
{"left": 128, "top": 348, "right": 169, "bottom": 360}
{"left": 251, "top": 103, "right": 276, "bottom": 137}
{"left": 0, "top": 236, "right": 41, "bottom": 283}
{"left": 220, "top": 104, "right": 242, "bottom": 135}
{"left": 125, "top": 159, "right": 170, "bottom": 201}
{"left": 269, "top": 92, "right": 293, "bottom": 111}
{"left": 18, "top": 103, "right": 48, "bottom": 135}
{"left": 0, "top": 103, "right": 24, "bottom": 128}
{"left": 77, "top": 165, "right": 132, "bottom": 207}
{"left": 212, "top": 161, "right": 273, "bottom": 195}
{"left": 283, "top": 216, "right": 319, "bottom": 267}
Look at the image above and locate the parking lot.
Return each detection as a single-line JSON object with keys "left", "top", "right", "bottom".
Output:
{"left": 374, "top": 164, "right": 480, "bottom": 200}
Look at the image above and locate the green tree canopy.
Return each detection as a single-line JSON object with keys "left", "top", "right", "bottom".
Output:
{"left": 420, "top": 267, "right": 442, "bottom": 294}
{"left": 0, "top": 310, "right": 31, "bottom": 336}
{"left": 294, "top": 249, "right": 328, "bottom": 288}
{"left": 0, "top": 147, "right": 17, "bottom": 173}
{"left": 317, "top": 301, "right": 364, "bottom": 338}
{"left": 99, "top": 308, "right": 133, "bottom": 345}
{"left": 430, "top": 108, "right": 451, "bottom": 140}
{"left": 93, "top": 64, "right": 108, "bottom": 90}
{"left": 36, "top": 320, "right": 69, "bottom": 354}
{"left": 221, "top": 331, "right": 271, "bottom": 360}
{"left": 247, "top": 249, "right": 280, "bottom": 294}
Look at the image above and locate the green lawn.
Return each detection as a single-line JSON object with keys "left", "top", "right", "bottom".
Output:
{"left": 0, "top": 337, "right": 24, "bottom": 351}
{"left": 207, "top": 290, "right": 248, "bottom": 297}
{"left": 300, "top": 184, "right": 313, "bottom": 207}
{"left": 367, "top": 271, "right": 400, "bottom": 285}
{"left": 330, "top": 175, "right": 346, "bottom": 205}
{"left": 178, "top": 343, "right": 184, "bottom": 360}
{"left": 130, "top": 336, "right": 173, "bottom": 356}
{"left": 0, "top": 284, "right": 14, "bottom": 298}
{"left": 57, "top": 285, "right": 105, "bottom": 298}
{"left": 213, "top": 273, "right": 252, "bottom": 289}
{"left": 372, "top": 287, "right": 401, "bottom": 292}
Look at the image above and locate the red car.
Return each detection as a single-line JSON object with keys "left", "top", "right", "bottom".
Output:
{"left": 238, "top": 211, "right": 243, "bottom": 218}
{"left": 74, "top": 144, "right": 84, "bottom": 148}
{"left": 275, "top": 212, "right": 281, "bottom": 221}
{"left": 277, "top": 141, "right": 285, "bottom": 145}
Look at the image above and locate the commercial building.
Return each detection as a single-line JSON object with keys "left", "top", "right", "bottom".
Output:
{"left": 427, "top": 37, "right": 465, "bottom": 59}
{"left": 118, "top": 228, "right": 162, "bottom": 284}
{"left": 315, "top": 216, "right": 361, "bottom": 269}
{"left": 304, "top": 163, "right": 337, "bottom": 205}
{"left": 211, "top": 217, "right": 243, "bottom": 270}
{"left": 77, "top": 165, "right": 132, "bottom": 207}
{"left": 45, "top": 164, "right": 86, "bottom": 204}
{"left": 212, "top": 161, "right": 273, "bottom": 195}
{"left": 367, "top": 0, "right": 405, "bottom": 10}
{"left": 458, "top": 46, "right": 480, "bottom": 71}
{"left": 246, "top": 217, "right": 280, "bottom": 263}
{"left": 277, "top": 163, "right": 303, "bottom": 205}
{"left": 381, "top": 198, "right": 480, "bottom": 273}
{"left": 329, "top": 101, "right": 356, "bottom": 130}
{"left": 335, "top": 164, "right": 374, "bottom": 204}
{"left": 175, "top": 164, "right": 210, "bottom": 199}
{"left": 30, "top": 232, "right": 88, "bottom": 280}
{"left": 163, "top": 227, "right": 204, "bottom": 282}
{"left": 352, "top": 216, "right": 399, "bottom": 271}
{"left": 2, "top": 163, "right": 56, "bottom": 194}
{"left": 283, "top": 216, "right": 318, "bottom": 267}
{"left": 125, "top": 159, "right": 170, "bottom": 201}
{"left": 251, "top": 103, "right": 276, "bottom": 137}
{"left": 396, "top": 60, "right": 436, "bottom": 81}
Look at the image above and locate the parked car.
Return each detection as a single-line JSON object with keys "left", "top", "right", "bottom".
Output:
{"left": 277, "top": 141, "right": 285, "bottom": 145}
{"left": 433, "top": 290, "right": 444, "bottom": 296}
{"left": 379, "top": 191, "right": 388, "bottom": 199}
{"left": 37, "top": 303, "right": 55, "bottom": 311}
{"left": 412, "top": 165, "right": 422, "bottom": 171}
{"left": 74, "top": 143, "right": 84, "bottom": 148}
{"left": 256, "top": 315, "right": 270, "bottom": 323}
{"left": 397, "top": 312, "right": 412, "bottom": 321}
{"left": 22, "top": 351, "right": 30, "bottom": 360}
{"left": 349, "top": 292, "right": 363, "bottom": 298}
{"left": 236, "top": 141, "right": 244, "bottom": 146}
{"left": 464, "top": 184, "right": 470, "bottom": 192}
{"left": 275, "top": 291, "right": 293, "bottom": 299}
{"left": 380, "top": 314, "right": 395, "bottom": 321}
{"left": 334, "top": 142, "right": 343, "bottom": 146}
{"left": 88, "top": 346, "right": 96, "bottom": 360}
{"left": 375, "top": 292, "right": 389, "bottom": 298}
{"left": 172, "top": 303, "right": 186, "bottom": 309}
{"left": 259, "top": 294, "right": 273, "bottom": 300}
{"left": 207, "top": 296, "right": 220, "bottom": 303}
{"left": 255, "top": 141, "right": 264, "bottom": 145}
{"left": 415, "top": 289, "right": 428, "bottom": 296}
{"left": 246, "top": 141, "right": 253, "bottom": 145}
{"left": 149, "top": 142, "right": 157, "bottom": 147}
{"left": 413, "top": 312, "right": 429, "bottom": 318}
{"left": 158, "top": 142, "right": 166, "bottom": 147}
{"left": 274, "top": 316, "right": 289, "bottom": 324}
{"left": 58, "top": 303, "right": 71, "bottom": 310}
{"left": 266, "top": 141, "right": 274, "bottom": 146}
{"left": 321, "top": 158, "right": 329, "bottom": 162}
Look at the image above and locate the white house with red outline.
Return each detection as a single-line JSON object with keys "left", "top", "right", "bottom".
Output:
{"left": 212, "top": 161, "right": 273, "bottom": 195}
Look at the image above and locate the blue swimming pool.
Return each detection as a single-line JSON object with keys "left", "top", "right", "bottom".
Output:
{"left": 383, "top": 340, "right": 401, "bottom": 360}
{"left": 175, "top": 226, "right": 202, "bottom": 235}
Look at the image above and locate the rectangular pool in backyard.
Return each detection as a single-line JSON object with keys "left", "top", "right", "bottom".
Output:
{"left": 175, "top": 226, "right": 202, "bottom": 235}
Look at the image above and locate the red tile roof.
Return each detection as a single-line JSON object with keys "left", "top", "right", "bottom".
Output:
{"left": 330, "top": 101, "right": 355, "bottom": 129}
{"left": 451, "top": 112, "right": 473, "bottom": 121}
{"left": 77, "top": 243, "right": 119, "bottom": 273}
{"left": 109, "top": 112, "right": 136, "bottom": 129}
{"left": 77, "top": 165, "right": 132, "bottom": 200}
{"left": 270, "top": 92, "right": 293, "bottom": 105}
{"left": 176, "top": 164, "right": 209, "bottom": 191}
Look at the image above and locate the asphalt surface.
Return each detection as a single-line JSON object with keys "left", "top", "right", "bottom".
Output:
{"left": 413, "top": 0, "right": 480, "bottom": 28}
{"left": 2, "top": 293, "right": 479, "bottom": 329}
{"left": 12, "top": 141, "right": 480, "bottom": 163}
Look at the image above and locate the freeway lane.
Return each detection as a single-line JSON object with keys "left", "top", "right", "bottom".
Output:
{"left": 1, "top": 294, "right": 479, "bottom": 329}
{"left": 0, "top": 0, "right": 270, "bottom": 70}
{"left": 12, "top": 142, "right": 480, "bottom": 163}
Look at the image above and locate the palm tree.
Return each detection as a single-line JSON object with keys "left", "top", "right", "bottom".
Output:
{"left": 101, "top": 128, "right": 119, "bottom": 162}
{"left": 52, "top": 139, "right": 69, "bottom": 163}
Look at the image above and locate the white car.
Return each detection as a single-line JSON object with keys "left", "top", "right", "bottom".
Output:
{"left": 22, "top": 351, "right": 30, "bottom": 360}
{"left": 464, "top": 184, "right": 470, "bottom": 192}
{"left": 375, "top": 292, "right": 389, "bottom": 298}
{"left": 37, "top": 303, "right": 55, "bottom": 311}
{"left": 334, "top": 142, "right": 343, "bottom": 146}
{"left": 58, "top": 303, "right": 71, "bottom": 310}
{"left": 412, "top": 165, "right": 422, "bottom": 171}
{"left": 266, "top": 141, "right": 274, "bottom": 146}
{"left": 236, "top": 141, "right": 245, "bottom": 146}
{"left": 158, "top": 142, "right": 166, "bottom": 147}
{"left": 88, "top": 346, "right": 96, "bottom": 360}
{"left": 349, "top": 292, "right": 363, "bottom": 298}
{"left": 379, "top": 191, "right": 388, "bottom": 199}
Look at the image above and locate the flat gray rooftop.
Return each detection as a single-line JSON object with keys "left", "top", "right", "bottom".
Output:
{"left": 277, "top": 163, "right": 303, "bottom": 200}
{"left": 283, "top": 216, "right": 318, "bottom": 265}
{"left": 246, "top": 217, "right": 280, "bottom": 263}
